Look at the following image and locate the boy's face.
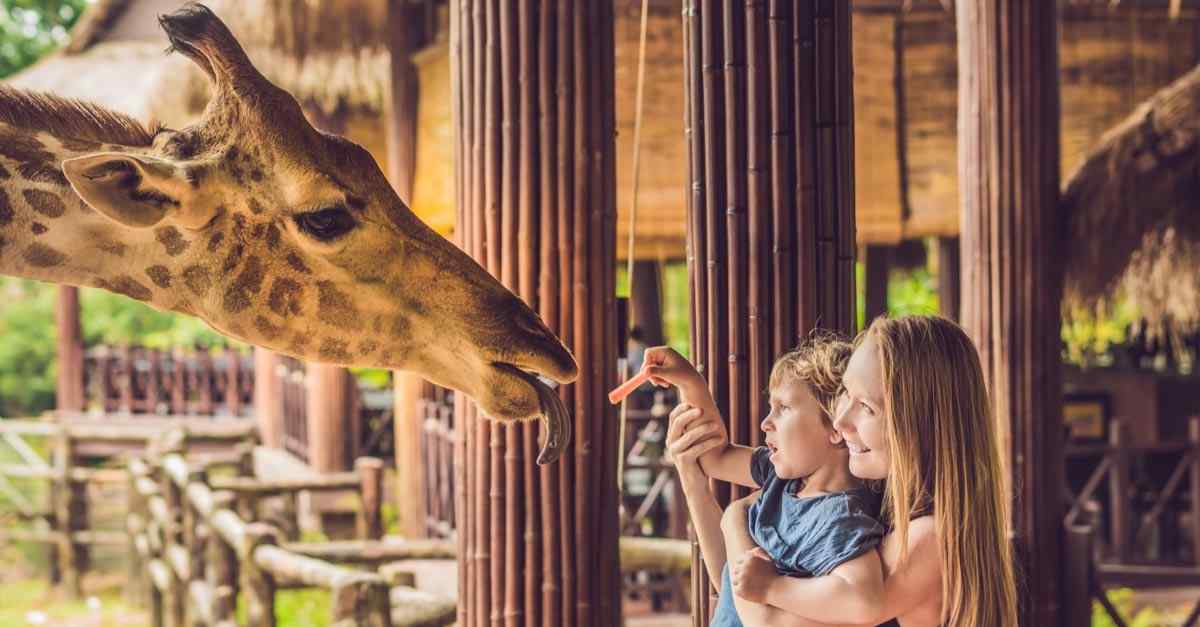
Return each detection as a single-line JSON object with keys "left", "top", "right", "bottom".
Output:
{"left": 760, "top": 380, "right": 844, "bottom": 480}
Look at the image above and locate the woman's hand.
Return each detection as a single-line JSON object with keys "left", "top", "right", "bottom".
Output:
{"left": 665, "top": 403, "right": 727, "bottom": 473}
{"left": 730, "top": 547, "right": 778, "bottom": 604}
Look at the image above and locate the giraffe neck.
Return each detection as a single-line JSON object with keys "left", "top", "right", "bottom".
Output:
{"left": 0, "top": 123, "right": 171, "bottom": 305}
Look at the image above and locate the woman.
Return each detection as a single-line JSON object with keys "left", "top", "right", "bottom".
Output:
{"left": 658, "top": 315, "right": 1018, "bottom": 626}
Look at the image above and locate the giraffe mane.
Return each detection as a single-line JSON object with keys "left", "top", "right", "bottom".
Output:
{"left": 0, "top": 85, "right": 160, "bottom": 147}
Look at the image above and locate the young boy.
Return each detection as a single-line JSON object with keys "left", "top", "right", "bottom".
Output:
{"left": 644, "top": 339, "right": 886, "bottom": 626}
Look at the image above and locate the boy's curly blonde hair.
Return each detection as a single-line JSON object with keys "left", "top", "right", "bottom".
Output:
{"left": 768, "top": 331, "right": 853, "bottom": 429}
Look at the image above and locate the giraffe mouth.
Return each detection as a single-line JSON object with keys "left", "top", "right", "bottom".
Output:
{"left": 491, "top": 363, "right": 571, "bottom": 465}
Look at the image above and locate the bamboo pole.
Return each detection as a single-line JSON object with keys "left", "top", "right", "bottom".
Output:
{"left": 242, "top": 523, "right": 278, "bottom": 627}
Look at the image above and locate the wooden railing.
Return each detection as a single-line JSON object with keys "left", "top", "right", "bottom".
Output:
{"left": 277, "top": 356, "right": 310, "bottom": 463}
{"left": 83, "top": 346, "right": 255, "bottom": 417}
{"left": 418, "top": 383, "right": 455, "bottom": 539}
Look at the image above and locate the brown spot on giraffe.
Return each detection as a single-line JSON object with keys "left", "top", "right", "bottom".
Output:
{"left": 0, "top": 129, "right": 53, "bottom": 165}
{"left": 287, "top": 332, "right": 311, "bottom": 356}
{"left": 207, "top": 231, "right": 224, "bottom": 252}
{"left": 145, "top": 265, "right": 172, "bottom": 288}
{"left": 97, "top": 240, "right": 127, "bottom": 257}
{"left": 105, "top": 275, "right": 153, "bottom": 301}
{"left": 30, "top": 222, "right": 47, "bottom": 235}
{"left": 267, "top": 277, "right": 303, "bottom": 317}
{"left": 316, "top": 281, "right": 359, "bottom": 328}
{"left": 286, "top": 252, "right": 310, "bottom": 274}
{"left": 0, "top": 188, "right": 12, "bottom": 226}
{"left": 0, "top": 163, "right": 9, "bottom": 180}
{"left": 357, "top": 340, "right": 379, "bottom": 357}
{"left": 59, "top": 137, "right": 101, "bottom": 152}
{"left": 182, "top": 265, "right": 212, "bottom": 297}
{"left": 223, "top": 256, "right": 265, "bottom": 313}
{"left": 254, "top": 316, "right": 284, "bottom": 341}
{"left": 17, "top": 162, "right": 69, "bottom": 187}
{"left": 23, "top": 189, "right": 65, "bottom": 218}
{"left": 155, "top": 226, "right": 190, "bottom": 256}
{"left": 221, "top": 243, "right": 244, "bottom": 274}
{"left": 248, "top": 198, "right": 265, "bottom": 215}
{"left": 318, "top": 338, "right": 352, "bottom": 362}
{"left": 23, "top": 242, "right": 65, "bottom": 267}
{"left": 264, "top": 224, "right": 281, "bottom": 248}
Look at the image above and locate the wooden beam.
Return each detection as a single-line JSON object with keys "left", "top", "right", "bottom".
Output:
{"left": 957, "top": 1, "right": 1065, "bottom": 624}
{"left": 253, "top": 349, "right": 284, "bottom": 449}
{"left": 937, "top": 236, "right": 960, "bottom": 321}
{"left": 305, "top": 364, "right": 352, "bottom": 473}
{"left": 863, "top": 244, "right": 891, "bottom": 328}
{"left": 55, "top": 286, "right": 84, "bottom": 413}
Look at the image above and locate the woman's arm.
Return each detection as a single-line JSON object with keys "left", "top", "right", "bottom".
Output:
{"left": 665, "top": 405, "right": 731, "bottom": 584}
{"left": 725, "top": 513, "right": 944, "bottom": 627}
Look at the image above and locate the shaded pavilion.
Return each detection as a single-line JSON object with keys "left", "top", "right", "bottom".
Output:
{"left": 10, "top": 0, "right": 1200, "bottom": 624}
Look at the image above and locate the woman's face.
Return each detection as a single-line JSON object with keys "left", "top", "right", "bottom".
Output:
{"left": 832, "top": 335, "right": 890, "bottom": 480}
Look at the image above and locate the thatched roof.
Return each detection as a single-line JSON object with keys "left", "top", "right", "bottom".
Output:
{"left": 1062, "top": 62, "right": 1200, "bottom": 333}
{"left": 10, "top": 0, "right": 390, "bottom": 125}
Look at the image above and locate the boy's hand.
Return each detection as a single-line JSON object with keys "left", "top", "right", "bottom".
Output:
{"left": 730, "top": 547, "right": 777, "bottom": 604}
{"left": 643, "top": 346, "right": 705, "bottom": 390}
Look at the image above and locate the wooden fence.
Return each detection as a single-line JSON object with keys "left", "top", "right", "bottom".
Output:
{"left": 125, "top": 440, "right": 457, "bottom": 627}
{"left": 1066, "top": 416, "right": 1200, "bottom": 625}
{"left": 0, "top": 418, "right": 256, "bottom": 597}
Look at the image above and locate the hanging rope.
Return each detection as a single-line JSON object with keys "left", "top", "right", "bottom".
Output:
{"left": 618, "top": 0, "right": 651, "bottom": 496}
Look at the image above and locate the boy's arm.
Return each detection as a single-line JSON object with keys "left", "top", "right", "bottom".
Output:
{"left": 699, "top": 443, "right": 756, "bottom": 488}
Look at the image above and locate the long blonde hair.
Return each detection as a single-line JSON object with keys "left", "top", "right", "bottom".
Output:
{"left": 866, "top": 315, "right": 1018, "bottom": 627}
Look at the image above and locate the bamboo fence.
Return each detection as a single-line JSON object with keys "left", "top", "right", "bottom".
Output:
{"left": 681, "top": 0, "right": 856, "bottom": 622}
{"left": 451, "top": 1, "right": 620, "bottom": 625}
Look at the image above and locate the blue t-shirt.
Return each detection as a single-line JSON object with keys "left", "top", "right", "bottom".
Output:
{"left": 711, "top": 446, "right": 885, "bottom": 627}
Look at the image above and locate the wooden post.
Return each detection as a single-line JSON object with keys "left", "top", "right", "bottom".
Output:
{"left": 55, "top": 430, "right": 83, "bottom": 598}
{"left": 1189, "top": 417, "right": 1200, "bottom": 567}
{"left": 386, "top": 0, "right": 430, "bottom": 542}
{"left": 331, "top": 575, "right": 394, "bottom": 627}
{"left": 392, "top": 372, "right": 427, "bottom": 538}
{"left": 356, "top": 457, "right": 385, "bottom": 540}
{"left": 451, "top": 1, "right": 620, "bottom": 625}
{"left": 629, "top": 261, "right": 665, "bottom": 347}
{"left": 306, "top": 364, "right": 352, "bottom": 473}
{"left": 957, "top": 1, "right": 1065, "bottom": 623}
{"left": 1108, "top": 421, "right": 1130, "bottom": 562}
{"left": 254, "top": 349, "right": 285, "bottom": 449}
{"left": 209, "top": 491, "right": 240, "bottom": 624}
{"left": 56, "top": 286, "right": 85, "bottom": 413}
{"left": 242, "top": 523, "right": 278, "bottom": 627}
{"left": 681, "top": 0, "right": 857, "bottom": 620}
{"left": 863, "top": 244, "right": 890, "bottom": 328}
{"left": 937, "top": 236, "right": 960, "bottom": 321}
{"left": 1063, "top": 523, "right": 1094, "bottom": 625}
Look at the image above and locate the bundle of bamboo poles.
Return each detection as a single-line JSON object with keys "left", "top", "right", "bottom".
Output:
{"left": 451, "top": 1, "right": 620, "bottom": 625}
{"left": 681, "top": 0, "right": 856, "bottom": 622}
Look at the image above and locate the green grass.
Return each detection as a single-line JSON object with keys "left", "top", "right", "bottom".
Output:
{"left": 0, "top": 578, "right": 147, "bottom": 627}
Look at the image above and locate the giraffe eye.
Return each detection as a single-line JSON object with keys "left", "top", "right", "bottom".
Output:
{"left": 295, "top": 206, "right": 356, "bottom": 241}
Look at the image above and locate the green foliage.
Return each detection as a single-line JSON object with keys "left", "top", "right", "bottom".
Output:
{"left": 237, "top": 588, "right": 331, "bottom": 627}
{"left": 1062, "top": 300, "right": 1139, "bottom": 368}
{"left": 0, "top": 0, "right": 88, "bottom": 80}
{"left": 1092, "top": 588, "right": 1166, "bottom": 627}
{"left": 887, "top": 267, "right": 940, "bottom": 318}
{"left": 0, "top": 278, "right": 242, "bottom": 418}
{"left": 616, "top": 261, "right": 691, "bottom": 359}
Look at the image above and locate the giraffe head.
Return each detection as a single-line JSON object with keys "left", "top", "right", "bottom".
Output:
{"left": 58, "top": 4, "right": 578, "bottom": 462}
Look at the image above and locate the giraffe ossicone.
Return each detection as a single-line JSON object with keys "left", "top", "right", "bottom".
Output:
{"left": 0, "top": 3, "right": 578, "bottom": 464}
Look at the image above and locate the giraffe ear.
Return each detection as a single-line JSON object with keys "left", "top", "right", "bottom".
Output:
{"left": 62, "top": 153, "right": 210, "bottom": 229}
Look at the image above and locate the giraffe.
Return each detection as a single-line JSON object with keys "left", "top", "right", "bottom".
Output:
{"left": 0, "top": 4, "right": 577, "bottom": 463}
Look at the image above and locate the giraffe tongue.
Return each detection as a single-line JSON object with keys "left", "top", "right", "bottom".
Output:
{"left": 528, "top": 371, "right": 571, "bottom": 465}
